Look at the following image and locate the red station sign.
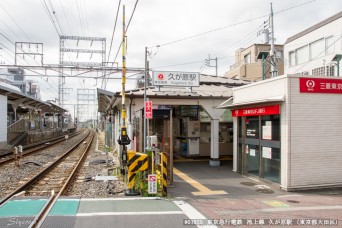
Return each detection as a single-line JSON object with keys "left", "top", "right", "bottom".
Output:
{"left": 145, "top": 101, "right": 153, "bottom": 119}
{"left": 299, "top": 77, "right": 342, "bottom": 94}
{"left": 232, "top": 105, "right": 280, "bottom": 117}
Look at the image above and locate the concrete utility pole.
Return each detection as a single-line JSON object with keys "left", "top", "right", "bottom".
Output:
{"left": 205, "top": 54, "right": 218, "bottom": 76}
{"left": 270, "top": 3, "right": 278, "bottom": 77}
{"left": 143, "top": 47, "right": 148, "bottom": 153}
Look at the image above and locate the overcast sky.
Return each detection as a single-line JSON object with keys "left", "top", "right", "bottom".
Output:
{"left": 0, "top": 0, "right": 342, "bottom": 110}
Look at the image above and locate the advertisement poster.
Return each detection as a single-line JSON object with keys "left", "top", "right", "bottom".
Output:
{"left": 262, "top": 147, "right": 272, "bottom": 159}
{"left": 262, "top": 121, "right": 272, "bottom": 140}
{"left": 250, "top": 149, "right": 256, "bottom": 157}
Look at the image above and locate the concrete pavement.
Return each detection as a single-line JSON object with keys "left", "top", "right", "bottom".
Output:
{"left": 169, "top": 160, "right": 342, "bottom": 227}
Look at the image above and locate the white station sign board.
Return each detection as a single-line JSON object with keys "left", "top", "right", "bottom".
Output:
{"left": 152, "top": 71, "right": 200, "bottom": 87}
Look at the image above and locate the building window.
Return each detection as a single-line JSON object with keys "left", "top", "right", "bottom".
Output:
{"left": 325, "top": 36, "right": 334, "bottom": 54}
{"left": 309, "top": 38, "right": 324, "bottom": 60}
{"left": 312, "top": 67, "right": 325, "bottom": 76}
{"left": 244, "top": 53, "right": 251, "bottom": 64}
{"left": 296, "top": 45, "right": 309, "bottom": 65}
{"left": 326, "top": 66, "right": 335, "bottom": 76}
{"left": 289, "top": 51, "right": 295, "bottom": 67}
{"left": 275, "top": 50, "right": 282, "bottom": 59}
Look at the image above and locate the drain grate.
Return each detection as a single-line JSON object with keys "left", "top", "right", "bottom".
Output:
{"left": 240, "top": 182, "right": 257, "bottom": 186}
{"left": 256, "top": 189, "right": 274, "bottom": 194}
{"left": 287, "top": 200, "right": 300, "bottom": 203}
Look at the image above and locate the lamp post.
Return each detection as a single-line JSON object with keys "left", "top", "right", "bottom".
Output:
{"left": 332, "top": 54, "right": 342, "bottom": 77}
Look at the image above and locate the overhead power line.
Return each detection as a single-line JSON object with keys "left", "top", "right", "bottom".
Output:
{"left": 112, "top": 0, "right": 140, "bottom": 64}
{"left": 107, "top": 0, "right": 122, "bottom": 63}
{"left": 156, "top": 0, "right": 317, "bottom": 48}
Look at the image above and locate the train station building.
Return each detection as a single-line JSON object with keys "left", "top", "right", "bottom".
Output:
{"left": 97, "top": 74, "right": 249, "bottom": 183}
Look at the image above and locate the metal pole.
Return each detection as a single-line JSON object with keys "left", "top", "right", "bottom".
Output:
{"left": 270, "top": 3, "right": 277, "bottom": 77}
{"left": 144, "top": 47, "right": 147, "bottom": 153}
{"left": 215, "top": 57, "right": 218, "bottom": 76}
{"left": 337, "top": 60, "right": 340, "bottom": 77}
{"left": 262, "top": 55, "right": 265, "bottom": 80}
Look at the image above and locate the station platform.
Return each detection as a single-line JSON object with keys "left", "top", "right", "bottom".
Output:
{"left": 0, "top": 197, "right": 204, "bottom": 228}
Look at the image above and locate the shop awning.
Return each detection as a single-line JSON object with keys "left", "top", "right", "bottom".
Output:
{"left": 214, "top": 95, "right": 285, "bottom": 109}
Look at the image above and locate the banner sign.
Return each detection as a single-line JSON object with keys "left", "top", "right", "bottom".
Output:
{"left": 299, "top": 77, "right": 342, "bottom": 94}
{"left": 232, "top": 105, "right": 280, "bottom": 117}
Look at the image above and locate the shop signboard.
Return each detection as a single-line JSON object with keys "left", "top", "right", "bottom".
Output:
{"left": 299, "top": 77, "right": 342, "bottom": 94}
{"left": 152, "top": 71, "right": 200, "bottom": 87}
{"left": 232, "top": 105, "right": 280, "bottom": 117}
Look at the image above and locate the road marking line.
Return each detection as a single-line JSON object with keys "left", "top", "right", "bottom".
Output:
{"left": 76, "top": 211, "right": 183, "bottom": 216}
{"left": 80, "top": 197, "right": 161, "bottom": 201}
{"left": 277, "top": 194, "right": 302, "bottom": 198}
{"left": 173, "top": 168, "right": 228, "bottom": 196}
{"left": 174, "top": 200, "right": 217, "bottom": 228}
{"left": 218, "top": 205, "right": 342, "bottom": 215}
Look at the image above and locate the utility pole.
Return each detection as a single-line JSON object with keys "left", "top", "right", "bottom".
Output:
{"left": 205, "top": 54, "right": 218, "bottom": 76}
{"left": 270, "top": 3, "right": 278, "bottom": 77}
{"left": 117, "top": 5, "right": 130, "bottom": 175}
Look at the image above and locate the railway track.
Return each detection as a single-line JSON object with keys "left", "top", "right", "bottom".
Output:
{"left": 0, "top": 129, "right": 83, "bottom": 166}
{"left": 0, "top": 129, "right": 94, "bottom": 227}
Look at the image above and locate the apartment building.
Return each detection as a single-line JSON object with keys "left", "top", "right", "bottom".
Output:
{"left": 224, "top": 44, "right": 284, "bottom": 81}
{"left": 284, "top": 11, "right": 342, "bottom": 76}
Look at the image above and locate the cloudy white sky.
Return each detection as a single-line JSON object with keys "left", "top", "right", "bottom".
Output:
{"left": 0, "top": 0, "right": 342, "bottom": 108}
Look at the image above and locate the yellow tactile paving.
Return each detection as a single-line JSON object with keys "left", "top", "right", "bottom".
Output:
{"left": 173, "top": 168, "right": 228, "bottom": 196}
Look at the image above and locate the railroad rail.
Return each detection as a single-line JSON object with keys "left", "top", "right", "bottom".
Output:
{"left": 0, "top": 129, "right": 94, "bottom": 227}
{"left": 0, "top": 129, "right": 84, "bottom": 166}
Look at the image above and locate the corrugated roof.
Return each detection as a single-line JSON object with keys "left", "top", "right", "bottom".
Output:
{"left": 285, "top": 11, "right": 342, "bottom": 44}
{"left": 199, "top": 74, "right": 250, "bottom": 85}
{"left": 120, "top": 84, "right": 233, "bottom": 98}
{"left": 97, "top": 74, "right": 250, "bottom": 114}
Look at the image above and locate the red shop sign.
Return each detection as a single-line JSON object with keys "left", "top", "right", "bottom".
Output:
{"left": 299, "top": 77, "right": 342, "bottom": 94}
{"left": 231, "top": 105, "right": 280, "bottom": 117}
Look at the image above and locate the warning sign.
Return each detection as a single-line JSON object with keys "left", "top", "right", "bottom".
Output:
{"left": 148, "top": 174, "right": 157, "bottom": 194}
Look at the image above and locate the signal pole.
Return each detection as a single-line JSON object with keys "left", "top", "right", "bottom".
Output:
{"left": 118, "top": 5, "right": 130, "bottom": 175}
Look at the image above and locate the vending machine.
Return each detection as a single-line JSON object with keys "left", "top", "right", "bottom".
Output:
{"left": 180, "top": 117, "right": 200, "bottom": 156}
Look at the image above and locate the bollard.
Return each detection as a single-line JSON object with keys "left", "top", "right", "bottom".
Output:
{"left": 18, "top": 145, "right": 23, "bottom": 158}
{"left": 13, "top": 147, "right": 19, "bottom": 167}
{"left": 160, "top": 152, "right": 168, "bottom": 196}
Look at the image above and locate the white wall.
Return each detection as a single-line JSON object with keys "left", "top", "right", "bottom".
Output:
{"left": 0, "top": 95, "right": 7, "bottom": 143}
{"left": 286, "top": 75, "right": 342, "bottom": 189}
{"left": 284, "top": 16, "right": 342, "bottom": 75}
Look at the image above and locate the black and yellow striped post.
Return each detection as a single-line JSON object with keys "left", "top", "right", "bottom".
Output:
{"left": 160, "top": 152, "right": 168, "bottom": 196}
{"left": 126, "top": 150, "right": 148, "bottom": 196}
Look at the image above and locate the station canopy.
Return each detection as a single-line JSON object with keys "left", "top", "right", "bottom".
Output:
{"left": 0, "top": 81, "right": 67, "bottom": 114}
